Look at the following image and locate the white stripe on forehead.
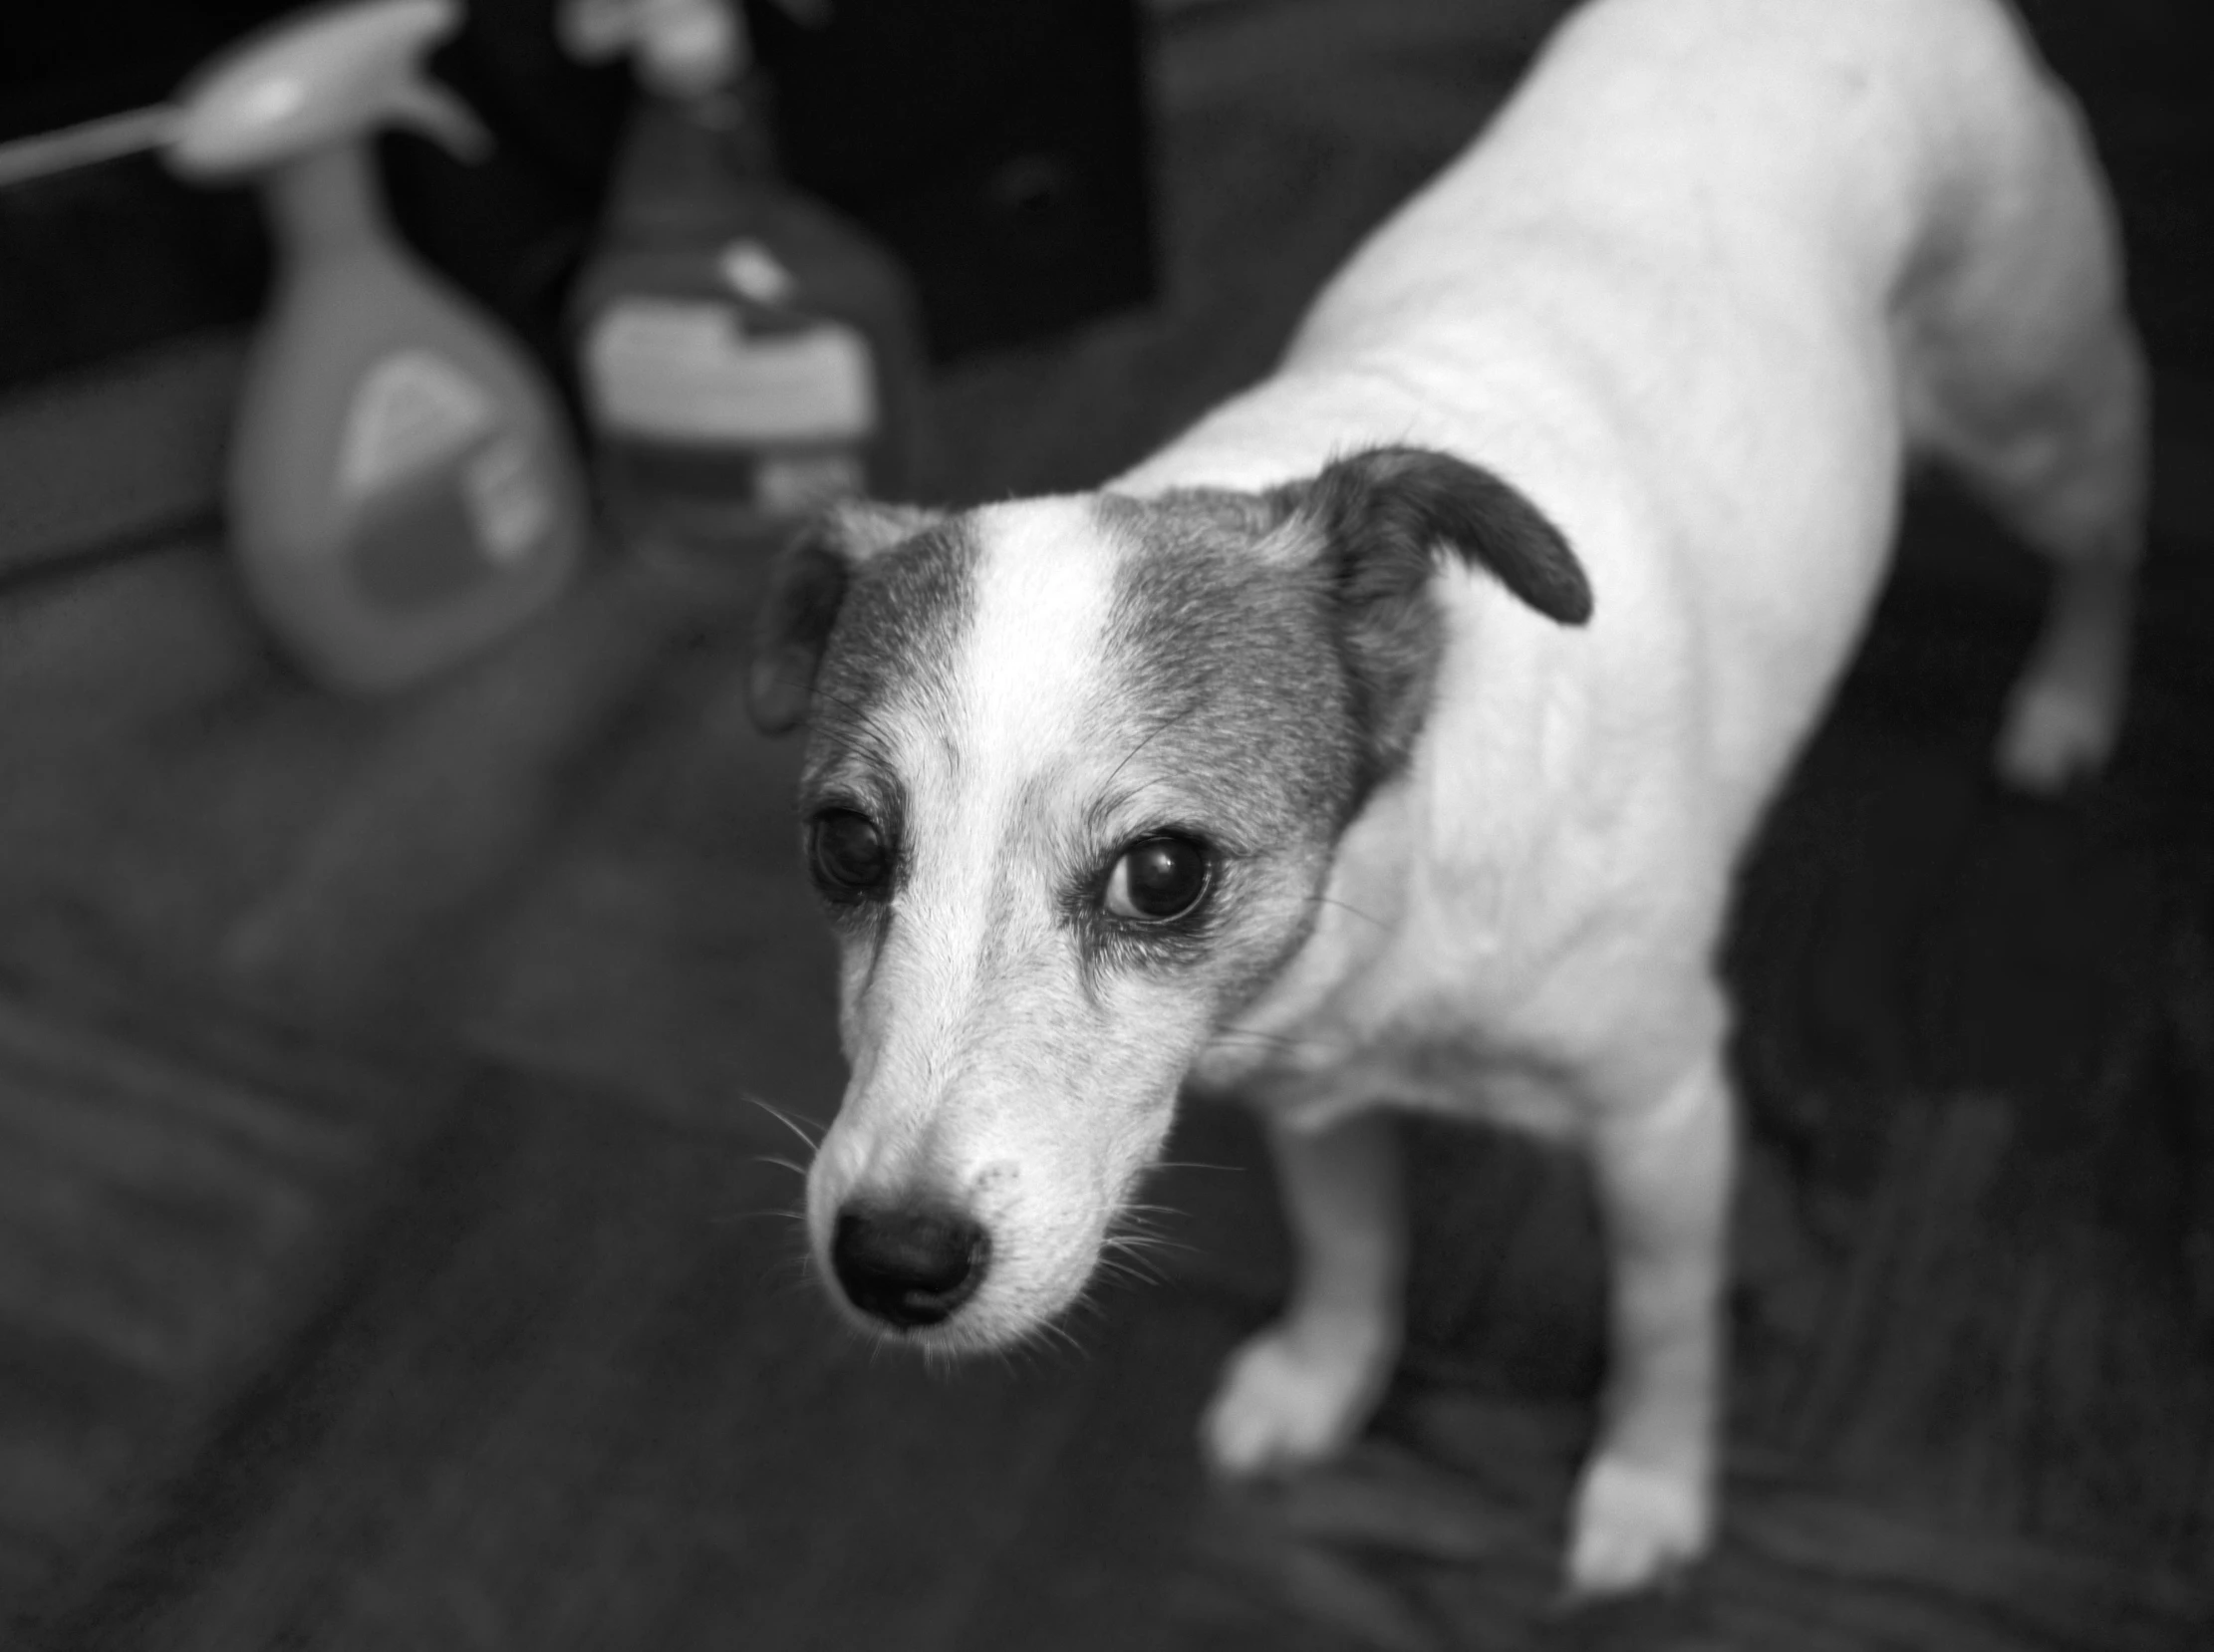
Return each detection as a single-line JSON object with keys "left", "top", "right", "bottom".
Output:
{"left": 884, "top": 496, "right": 1121, "bottom": 1045}
{"left": 956, "top": 496, "right": 1120, "bottom": 746}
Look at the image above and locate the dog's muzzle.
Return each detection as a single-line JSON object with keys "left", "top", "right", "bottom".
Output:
{"left": 830, "top": 1199, "right": 991, "bottom": 1329}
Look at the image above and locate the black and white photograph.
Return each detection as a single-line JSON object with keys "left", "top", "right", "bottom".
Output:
{"left": 1, "top": 0, "right": 2209, "bottom": 1646}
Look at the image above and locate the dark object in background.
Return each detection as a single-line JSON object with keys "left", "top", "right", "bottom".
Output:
{"left": 0, "top": 0, "right": 1155, "bottom": 391}
{"left": 750, "top": 0, "right": 1156, "bottom": 362}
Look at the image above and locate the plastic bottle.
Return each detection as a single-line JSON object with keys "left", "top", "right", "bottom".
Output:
{"left": 562, "top": 0, "right": 924, "bottom": 568}
{"left": 166, "top": 0, "right": 589, "bottom": 693}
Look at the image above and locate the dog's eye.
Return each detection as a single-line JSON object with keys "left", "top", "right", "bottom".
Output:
{"left": 808, "top": 809, "right": 890, "bottom": 899}
{"left": 1104, "top": 836, "right": 1211, "bottom": 922}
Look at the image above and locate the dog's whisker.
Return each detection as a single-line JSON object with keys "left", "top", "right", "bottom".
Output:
{"left": 998, "top": 1324, "right": 1073, "bottom": 1379}
{"left": 708, "top": 1206, "right": 810, "bottom": 1228}
{"left": 1104, "top": 1216, "right": 1172, "bottom": 1238}
{"left": 1106, "top": 1226, "right": 1194, "bottom": 1254}
{"left": 1107, "top": 1219, "right": 1198, "bottom": 1257}
{"left": 1106, "top": 1231, "right": 1180, "bottom": 1252}
{"left": 1103, "top": 1243, "right": 1190, "bottom": 1279}
{"left": 1102, "top": 701, "right": 1208, "bottom": 792}
{"left": 744, "top": 1092, "right": 826, "bottom": 1152}
{"left": 1307, "top": 892, "right": 1390, "bottom": 931}
{"left": 1209, "top": 1025, "right": 1319, "bottom": 1055}
{"left": 750, "top": 1154, "right": 810, "bottom": 1179}
{"left": 1095, "top": 1247, "right": 1171, "bottom": 1287}
{"left": 757, "top": 1255, "right": 817, "bottom": 1298}
{"left": 806, "top": 684, "right": 868, "bottom": 720}
{"left": 1035, "top": 1308, "right": 1095, "bottom": 1360}
{"left": 799, "top": 683, "right": 885, "bottom": 732}
{"left": 978, "top": 1340, "right": 1026, "bottom": 1379}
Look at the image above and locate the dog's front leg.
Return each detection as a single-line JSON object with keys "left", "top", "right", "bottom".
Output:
{"left": 1567, "top": 1046, "right": 1735, "bottom": 1598}
{"left": 1203, "top": 1108, "right": 1406, "bottom": 1476}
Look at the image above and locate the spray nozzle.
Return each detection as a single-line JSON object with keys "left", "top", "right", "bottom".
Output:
{"left": 166, "top": 0, "right": 489, "bottom": 182}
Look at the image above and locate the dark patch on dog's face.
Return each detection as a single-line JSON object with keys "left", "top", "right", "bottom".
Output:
{"left": 1095, "top": 448, "right": 1588, "bottom": 850}
{"left": 750, "top": 501, "right": 950, "bottom": 735}
{"left": 1080, "top": 490, "right": 1365, "bottom": 1007}
{"left": 1099, "top": 490, "right": 1362, "bottom": 827}
{"left": 1075, "top": 449, "right": 1587, "bottom": 1000}
{"left": 793, "top": 517, "right": 979, "bottom": 937}
{"left": 808, "top": 520, "right": 978, "bottom": 754}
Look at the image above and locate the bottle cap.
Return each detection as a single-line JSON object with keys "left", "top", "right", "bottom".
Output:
{"left": 559, "top": 0, "right": 748, "bottom": 101}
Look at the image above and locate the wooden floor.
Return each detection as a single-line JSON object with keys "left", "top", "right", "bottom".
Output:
{"left": 3, "top": 2, "right": 2212, "bottom": 1647}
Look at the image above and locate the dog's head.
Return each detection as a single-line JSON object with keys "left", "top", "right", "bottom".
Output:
{"left": 748, "top": 445, "right": 1588, "bottom": 1351}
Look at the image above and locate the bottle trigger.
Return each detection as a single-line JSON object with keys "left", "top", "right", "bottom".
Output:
{"left": 390, "top": 75, "right": 491, "bottom": 160}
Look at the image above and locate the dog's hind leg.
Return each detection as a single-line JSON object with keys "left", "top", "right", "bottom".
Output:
{"left": 1201, "top": 1110, "right": 1406, "bottom": 1476}
{"left": 1566, "top": 1016, "right": 1736, "bottom": 1598}
{"left": 1966, "top": 312, "right": 2148, "bottom": 793}
{"left": 1903, "top": 102, "right": 2149, "bottom": 792}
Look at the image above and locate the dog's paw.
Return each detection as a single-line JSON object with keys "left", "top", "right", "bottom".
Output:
{"left": 1563, "top": 1452, "right": 1711, "bottom": 1600}
{"left": 1201, "top": 1321, "right": 1392, "bottom": 1478}
{"left": 1995, "top": 670, "right": 2118, "bottom": 793}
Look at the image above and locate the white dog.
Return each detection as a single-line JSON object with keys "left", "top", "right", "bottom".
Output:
{"left": 746, "top": 0, "right": 2143, "bottom": 1597}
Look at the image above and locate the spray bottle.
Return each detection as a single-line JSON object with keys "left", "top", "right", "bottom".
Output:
{"left": 166, "top": 0, "right": 590, "bottom": 693}
{"left": 562, "top": 0, "right": 924, "bottom": 569}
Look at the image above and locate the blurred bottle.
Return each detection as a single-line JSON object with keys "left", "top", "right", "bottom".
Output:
{"left": 167, "top": 0, "right": 589, "bottom": 692}
{"left": 563, "top": 0, "right": 924, "bottom": 570}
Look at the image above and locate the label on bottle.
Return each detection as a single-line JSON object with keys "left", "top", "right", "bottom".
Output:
{"left": 583, "top": 298, "right": 876, "bottom": 445}
{"left": 350, "top": 465, "right": 499, "bottom": 614}
{"left": 461, "top": 433, "right": 553, "bottom": 564}
{"left": 339, "top": 351, "right": 496, "bottom": 501}
{"left": 334, "top": 352, "right": 556, "bottom": 613}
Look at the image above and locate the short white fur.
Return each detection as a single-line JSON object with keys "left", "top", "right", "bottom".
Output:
{"left": 786, "top": 0, "right": 2143, "bottom": 1602}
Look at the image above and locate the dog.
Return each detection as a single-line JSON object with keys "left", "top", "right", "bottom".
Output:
{"left": 744, "top": 0, "right": 2144, "bottom": 1598}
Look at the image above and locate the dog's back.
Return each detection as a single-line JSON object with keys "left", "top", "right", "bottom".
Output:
{"left": 1151, "top": 1, "right": 2143, "bottom": 1593}
{"left": 1123, "top": 0, "right": 2133, "bottom": 844}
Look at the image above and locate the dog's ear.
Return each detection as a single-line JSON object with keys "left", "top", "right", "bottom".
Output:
{"left": 1277, "top": 445, "right": 1591, "bottom": 782}
{"left": 747, "top": 501, "right": 940, "bottom": 734}
{"left": 1289, "top": 444, "right": 1592, "bottom": 627}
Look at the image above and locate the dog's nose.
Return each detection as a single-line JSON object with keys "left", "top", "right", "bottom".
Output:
{"left": 831, "top": 1202, "right": 989, "bottom": 1328}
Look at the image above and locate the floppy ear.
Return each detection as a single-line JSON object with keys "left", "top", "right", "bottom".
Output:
{"left": 746, "top": 501, "right": 940, "bottom": 734}
{"left": 1277, "top": 444, "right": 1591, "bottom": 784}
